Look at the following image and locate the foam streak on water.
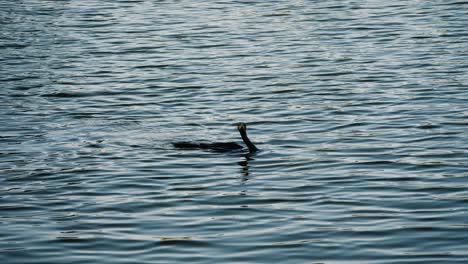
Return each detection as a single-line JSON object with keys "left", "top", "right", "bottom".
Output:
{"left": 1, "top": 1, "right": 467, "bottom": 263}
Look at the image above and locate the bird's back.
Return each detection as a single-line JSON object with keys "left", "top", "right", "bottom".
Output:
{"left": 173, "top": 142, "right": 243, "bottom": 152}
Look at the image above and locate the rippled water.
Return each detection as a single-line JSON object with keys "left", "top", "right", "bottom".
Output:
{"left": 1, "top": 1, "right": 468, "bottom": 263}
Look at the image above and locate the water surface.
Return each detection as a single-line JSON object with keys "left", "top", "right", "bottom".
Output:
{"left": 1, "top": 1, "right": 468, "bottom": 263}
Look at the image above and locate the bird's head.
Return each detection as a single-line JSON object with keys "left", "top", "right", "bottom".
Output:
{"left": 237, "top": 122, "right": 247, "bottom": 132}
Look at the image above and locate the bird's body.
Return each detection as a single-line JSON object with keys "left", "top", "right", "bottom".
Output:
{"left": 173, "top": 142, "right": 243, "bottom": 152}
{"left": 173, "top": 123, "right": 258, "bottom": 153}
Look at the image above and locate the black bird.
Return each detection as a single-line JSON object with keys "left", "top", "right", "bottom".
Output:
{"left": 173, "top": 122, "right": 258, "bottom": 153}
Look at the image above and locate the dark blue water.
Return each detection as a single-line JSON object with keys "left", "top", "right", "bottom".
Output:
{"left": 1, "top": 1, "right": 468, "bottom": 263}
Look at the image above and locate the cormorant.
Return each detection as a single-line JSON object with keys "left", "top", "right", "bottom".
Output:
{"left": 173, "top": 122, "right": 258, "bottom": 153}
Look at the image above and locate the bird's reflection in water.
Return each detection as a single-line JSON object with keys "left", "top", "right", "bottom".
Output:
{"left": 238, "top": 153, "right": 254, "bottom": 182}
{"left": 237, "top": 154, "right": 253, "bottom": 200}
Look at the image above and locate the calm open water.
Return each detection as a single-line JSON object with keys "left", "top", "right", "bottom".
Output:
{"left": 1, "top": 1, "right": 468, "bottom": 263}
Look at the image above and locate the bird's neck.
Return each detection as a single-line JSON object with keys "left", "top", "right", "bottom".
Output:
{"left": 240, "top": 130, "right": 258, "bottom": 153}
